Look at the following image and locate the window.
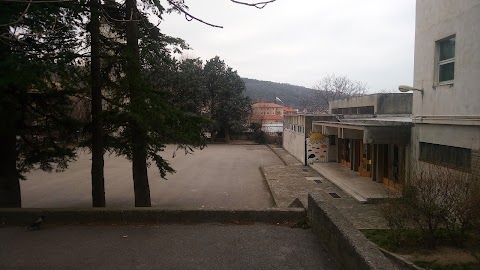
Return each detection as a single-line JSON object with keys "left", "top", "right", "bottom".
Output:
{"left": 419, "top": 142, "right": 471, "bottom": 171}
{"left": 329, "top": 135, "right": 336, "bottom": 145}
{"left": 437, "top": 36, "right": 455, "bottom": 84}
{"left": 358, "top": 106, "right": 374, "bottom": 114}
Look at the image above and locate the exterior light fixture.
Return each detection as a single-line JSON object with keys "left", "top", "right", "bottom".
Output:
{"left": 398, "top": 85, "right": 424, "bottom": 94}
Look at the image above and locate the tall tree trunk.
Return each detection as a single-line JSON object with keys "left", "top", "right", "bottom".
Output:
{"left": 0, "top": 93, "right": 21, "bottom": 208}
{"left": 125, "top": 0, "right": 151, "bottom": 207}
{"left": 89, "top": 0, "right": 106, "bottom": 207}
{"left": 0, "top": 33, "right": 21, "bottom": 208}
{"left": 225, "top": 129, "right": 231, "bottom": 143}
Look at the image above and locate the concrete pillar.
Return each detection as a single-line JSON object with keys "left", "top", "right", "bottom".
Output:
{"left": 376, "top": 145, "right": 384, "bottom": 183}
{"left": 353, "top": 140, "right": 360, "bottom": 172}
{"left": 372, "top": 145, "right": 377, "bottom": 181}
{"left": 350, "top": 140, "right": 354, "bottom": 170}
{"left": 472, "top": 150, "right": 480, "bottom": 180}
{"left": 337, "top": 138, "right": 342, "bottom": 163}
{"left": 399, "top": 146, "right": 405, "bottom": 186}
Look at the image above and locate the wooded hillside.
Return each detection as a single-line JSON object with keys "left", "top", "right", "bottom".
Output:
{"left": 243, "top": 78, "right": 318, "bottom": 109}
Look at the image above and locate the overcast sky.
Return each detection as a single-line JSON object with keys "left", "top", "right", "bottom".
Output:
{"left": 158, "top": 0, "right": 416, "bottom": 92}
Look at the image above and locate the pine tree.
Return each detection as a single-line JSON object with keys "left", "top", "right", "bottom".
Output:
{"left": 0, "top": 0, "right": 85, "bottom": 207}
{"left": 204, "top": 56, "right": 251, "bottom": 142}
{"left": 95, "top": 0, "right": 207, "bottom": 206}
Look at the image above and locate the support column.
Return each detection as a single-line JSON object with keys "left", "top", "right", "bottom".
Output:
{"left": 353, "top": 140, "right": 360, "bottom": 172}
{"left": 350, "top": 140, "right": 354, "bottom": 170}
{"left": 372, "top": 145, "right": 377, "bottom": 181}
{"left": 376, "top": 145, "right": 384, "bottom": 183}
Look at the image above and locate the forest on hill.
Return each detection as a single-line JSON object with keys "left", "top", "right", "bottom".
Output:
{"left": 243, "top": 78, "right": 318, "bottom": 109}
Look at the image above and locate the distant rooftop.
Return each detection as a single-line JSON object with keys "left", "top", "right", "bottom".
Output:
{"left": 251, "top": 114, "right": 284, "bottom": 121}
{"left": 252, "top": 102, "right": 283, "bottom": 108}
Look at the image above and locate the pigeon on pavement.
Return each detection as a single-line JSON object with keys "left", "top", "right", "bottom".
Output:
{"left": 26, "top": 216, "right": 45, "bottom": 231}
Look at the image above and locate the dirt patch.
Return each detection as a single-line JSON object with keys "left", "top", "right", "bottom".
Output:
{"left": 400, "top": 246, "right": 478, "bottom": 265}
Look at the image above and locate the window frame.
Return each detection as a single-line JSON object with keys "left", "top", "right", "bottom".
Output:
{"left": 419, "top": 142, "right": 471, "bottom": 171}
{"left": 435, "top": 35, "right": 456, "bottom": 86}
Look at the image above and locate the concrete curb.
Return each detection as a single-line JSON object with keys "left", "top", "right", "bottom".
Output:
{"left": 259, "top": 167, "right": 278, "bottom": 207}
{"left": 379, "top": 248, "right": 425, "bottom": 270}
{"left": 267, "top": 144, "right": 289, "bottom": 166}
{"left": 0, "top": 208, "right": 306, "bottom": 226}
{"left": 307, "top": 193, "right": 400, "bottom": 270}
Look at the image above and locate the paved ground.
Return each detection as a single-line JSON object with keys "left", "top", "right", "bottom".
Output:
{"left": 310, "top": 162, "right": 401, "bottom": 203}
{"left": 21, "top": 144, "right": 282, "bottom": 209}
{"left": 265, "top": 146, "right": 388, "bottom": 229}
{"left": 0, "top": 224, "right": 338, "bottom": 270}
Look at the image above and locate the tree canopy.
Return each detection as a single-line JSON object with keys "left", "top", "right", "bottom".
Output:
{"left": 0, "top": 0, "right": 271, "bottom": 208}
{"left": 203, "top": 56, "right": 251, "bottom": 142}
{"left": 0, "top": 0, "right": 85, "bottom": 207}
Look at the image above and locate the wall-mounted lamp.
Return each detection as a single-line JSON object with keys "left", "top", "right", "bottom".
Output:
{"left": 398, "top": 85, "right": 424, "bottom": 94}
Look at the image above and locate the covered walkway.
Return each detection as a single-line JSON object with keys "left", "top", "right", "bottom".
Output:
{"left": 310, "top": 162, "right": 400, "bottom": 203}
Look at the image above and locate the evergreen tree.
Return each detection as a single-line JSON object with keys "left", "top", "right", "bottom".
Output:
{"left": 204, "top": 56, "right": 251, "bottom": 142}
{"left": 173, "top": 58, "right": 207, "bottom": 115}
{"left": 89, "top": 0, "right": 105, "bottom": 207}
{"left": 96, "top": 0, "right": 207, "bottom": 207}
{"left": 0, "top": 0, "right": 85, "bottom": 207}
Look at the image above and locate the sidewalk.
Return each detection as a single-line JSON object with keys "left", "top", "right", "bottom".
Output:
{"left": 310, "top": 163, "right": 401, "bottom": 203}
{"left": 265, "top": 146, "right": 388, "bottom": 229}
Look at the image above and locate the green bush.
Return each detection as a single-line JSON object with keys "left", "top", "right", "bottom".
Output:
{"left": 380, "top": 163, "right": 480, "bottom": 249}
{"left": 254, "top": 130, "right": 268, "bottom": 144}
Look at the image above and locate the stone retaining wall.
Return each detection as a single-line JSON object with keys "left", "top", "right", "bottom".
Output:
{"left": 0, "top": 208, "right": 305, "bottom": 225}
{"left": 308, "top": 193, "right": 399, "bottom": 270}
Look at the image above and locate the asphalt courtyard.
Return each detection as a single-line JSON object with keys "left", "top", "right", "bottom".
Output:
{"left": 0, "top": 224, "right": 338, "bottom": 270}
{"left": 20, "top": 144, "right": 283, "bottom": 208}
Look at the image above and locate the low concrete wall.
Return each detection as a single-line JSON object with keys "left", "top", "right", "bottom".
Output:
{"left": 379, "top": 248, "right": 425, "bottom": 270}
{"left": 0, "top": 208, "right": 305, "bottom": 226}
{"left": 283, "top": 129, "right": 305, "bottom": 164}
{"left": 307, "top": 193, "right": 399, "bottom": 270}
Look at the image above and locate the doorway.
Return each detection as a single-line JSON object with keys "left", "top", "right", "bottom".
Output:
{"left": 359, "top": 143, "right": 372, "bottom": 177}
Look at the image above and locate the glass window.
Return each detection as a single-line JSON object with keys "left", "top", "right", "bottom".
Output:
{"left": 437, "top": 36, "right": 455, "bottom": 83}
{"left": 419, "top": 142, "right": 471, "bottom": 171}
{"left": 439, "top": 37, "right": 455, "bottom": 61}
{"left": 439, "top": 62, "right": 454, "bottom": 82}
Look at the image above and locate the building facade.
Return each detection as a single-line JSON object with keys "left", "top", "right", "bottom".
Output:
{"left": 410, "top": 0, "right": 480, "bottom": 178}
{"left": 251, "top": 103, "right": 284, "bottom": 118}
{"left": 283, "top": 107, "right": 299, "bottom": 115}
{"left": 283, "top": 114, "right": 333, "bottom": 164}
{"left": 251, "top": 103, "right": 284, "bottom": 135}
{"left": 312, "top": 94, "right": 413, "bottom": 190}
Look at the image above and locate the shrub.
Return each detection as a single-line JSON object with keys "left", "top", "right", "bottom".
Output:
{"left": 378, "top": 157, "right": 480, "bottom": 248}
{"left": 404, "top": 164, "right": 480, "bottom": 247}
{"left": 379, "top": 198, "right": 412, "bottom": 245}
{"left": 254, "top": 130, "right": 268, "bottom": 144}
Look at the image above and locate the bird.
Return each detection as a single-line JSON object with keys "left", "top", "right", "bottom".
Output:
{"left": 26, "top": 216, "right": 45, "bottom": 231}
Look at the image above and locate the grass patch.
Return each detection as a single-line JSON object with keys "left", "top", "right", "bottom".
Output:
{"left": 361, "top": 228, "right": 424, "bottom": 253}
{"left": 362, "top": 229, "right": 480, "bottom": 270}
{"left": 414, "top": 261, "right": 480, "bottom": 270}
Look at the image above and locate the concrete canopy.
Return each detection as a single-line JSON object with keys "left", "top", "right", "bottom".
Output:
{"left": 312, "top": 119, "right": 412, "bottom": 145}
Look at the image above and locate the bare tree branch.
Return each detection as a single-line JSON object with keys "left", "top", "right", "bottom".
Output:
{"left": 0, "top": 2, "right": 31, "bottom": 27}
{"left": 307, "top": 74, "right": 367, "bottom": 112}
{"left": 230, "top": 0, "right": 276, "bottom": 9}
{"left": 164, "top": 0, "right": 223, "bottom": 28}
{"left": 1, "top": 0, "right": 72, "bottom": 3}
{"left": 163, "top": 0, "right": 277, "bottom": 28}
